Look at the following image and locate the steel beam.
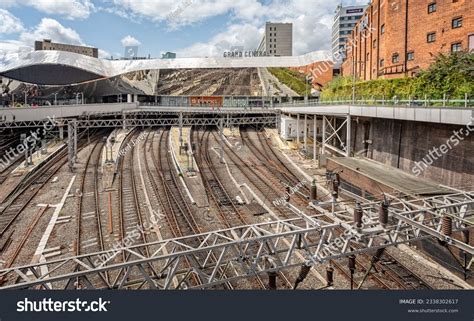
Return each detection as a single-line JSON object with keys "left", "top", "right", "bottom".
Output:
{"left": 0, "top": 192, "right": 472, "bottom": 290}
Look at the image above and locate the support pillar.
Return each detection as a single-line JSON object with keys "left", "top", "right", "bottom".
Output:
{"left": 59, "top": 125, "right": 64, "bottom": 140}
{"left": 322, "top": 116, "right": 327, "bottom": 155}
{"left": 24, "top": 149, "right": 30, "bottom": 167}
{"left": 219, "top": 118, "right": 224, "bottom": 163}
{"left": 68, "top": 122, "right": 74, "bottom": 171}
{"left": 73, "top": 120, "right": 78, "bottom": 160}
{"left": 296, "top": 114, "right": 300, "bottom": 147}
{"left": 346, "top": 114, "right": 351, "bottom": 157}
{"left": 313, "top": 115, "right": 317, "bottom": 161}
{"left": 179, "top": 112, "right": 183, "bottom": 151}
{"left": 303, "top": 114, "right": 307, "bottom": 153}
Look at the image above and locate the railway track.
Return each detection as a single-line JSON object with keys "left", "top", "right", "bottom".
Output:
{"left": 146, "top": 129, "right": 246, "bottom": 289}
{"left": 241, "top": 128, "right": 434, "bottom": 290}
{"left": 75, "top": 137, "right": 109, "bottom": 288}
{"left": 194, "top": 128, "right": 292, "bottom": 289}
{"left": 113, "top": 129, "right": 160, "bottom": 289}
{"left": 0, "top": 146, "right": 68, "bottom": 238}
{"left": 145, "top": 129, "right": 208, "bottom": 287}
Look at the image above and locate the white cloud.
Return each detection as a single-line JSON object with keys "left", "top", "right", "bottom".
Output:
{"left": 0, "top": 9, "right": 24, "bottom": 34}
{"left": 178, "top": 23, "right": 262, "bottom": 57}
{"left": 121, "top": 35, "right": 141, "bottom": 47}
{"left": 19, "top": 18, "right": 83, "bottom": 46}
{"left": 0, "top": 0, "right": 94, "bottom": 20}
{"left": 0, "top": 40, "right": 32, "bottom": 68}
{"left": 0, "top": 18, "right": 87, "bottom": 68}
{"left": 98, "top": 49, "right": 112, "bottom": 59}
{"left": 108, "top": 0, "right": 369, "bottom": 57}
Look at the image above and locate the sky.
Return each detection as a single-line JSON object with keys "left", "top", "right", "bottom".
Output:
{"left": 0, "top": 0, "right": 367, "bottom": 67}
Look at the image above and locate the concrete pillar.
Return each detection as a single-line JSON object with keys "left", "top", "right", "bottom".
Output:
{"left": 296, "top": 114, "right": 300, "bottom": 147}
{"left": 219, "top": 118, "right": 224, "bottom": 163}
{"left": 41, "top": 140, "right": 47, "bottom": 155}
{"left": 24, "top": 149, "right": 30, "bottom": 167}
{"left": 322, "top": 116, "right": 326, "bottom": 155}
{"left": 73, "top": 120, "right": 78, "bottom": 160}
{"left": 277, "top": 111, "right": 281, "bottom": 133}
{"left": 313, "top": 115, "right": 317, "bottom": 161}
{"left": 59, "top": 125, "right": 64, "bottom": 140}
{"left": 346, "top": 114, "right": 351, "bottom": 157}
{"left": 179, "top": 112, "right": 183, "bottom": 150}
{"left": 304, "top": 114, "right": 307, "bottom": 153}
{"left": 127, "top": 94, "right": 132, "bottom": 103}
{"left": 134, "top": 94, "right": 138, "bottom": 103}
{"left": 68, "top": 122, "right": 74, "bottom": 171}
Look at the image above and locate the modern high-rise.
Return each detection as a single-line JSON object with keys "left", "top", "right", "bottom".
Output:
{"left": 257, "top": 22, "right": 293, "bottom": 56}
{"left": 331, "top": 5, "right": 367, "bottom": 64}
{"left": 34, "top": 39, "right": 99, "bottom": 58}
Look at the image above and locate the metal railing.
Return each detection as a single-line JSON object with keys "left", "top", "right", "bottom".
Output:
{"left": 276, "top": 96, "right": 474, "bottom": 109}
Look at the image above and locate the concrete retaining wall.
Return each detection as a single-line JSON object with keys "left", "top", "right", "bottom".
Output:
{"left": 352, "top": 118, "right": 474, "bottom": 187}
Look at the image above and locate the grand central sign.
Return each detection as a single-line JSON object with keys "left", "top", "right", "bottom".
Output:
{"left": 223, "top": 50, "right": 268, "bottom": 58}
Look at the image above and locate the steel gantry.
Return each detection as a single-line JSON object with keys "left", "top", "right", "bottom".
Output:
{"left": 282, "top": 112, "right": 352, "bottom": 158}
{"left": 0, "top": 191, "right": 472, "bottom": 290}
{"left": 321, "top": 115, "right": 351, "bottom": 157}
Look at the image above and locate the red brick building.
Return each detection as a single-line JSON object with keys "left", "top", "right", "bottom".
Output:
{"left": 341, "top": 0, "right": 474, "bottom": 80}
{"left": 289, "top": 61, "right": 335, "bottom": 89}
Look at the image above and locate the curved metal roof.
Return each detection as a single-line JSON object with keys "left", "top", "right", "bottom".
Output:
{"left": 0, "top": 50, "right": 329, "bottom": 86}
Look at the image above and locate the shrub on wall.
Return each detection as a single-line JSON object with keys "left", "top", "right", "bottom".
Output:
{"left": 321, "top": 51, "right": 474, "bottom": 101}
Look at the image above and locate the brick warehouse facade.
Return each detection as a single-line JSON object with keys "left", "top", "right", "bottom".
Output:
{"left": 341, "top": 0, "right": 474, "bottom": 80}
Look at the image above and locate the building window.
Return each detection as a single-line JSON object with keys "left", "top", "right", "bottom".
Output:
{"left": 407, "top": 51, "right": 414, "bottom": 61}
{"left": 427, "top": 32, "right": 436, "bottom": 43}
{"left": 469, "top": 35, "right": 474, "bottom": 51}
{"left": 373, "top": 39, "right": 377, "bottom": 48}
{"left": 380, "top": 59, "right": 385, "bottom": 67}
{"left": 451, "top": 42, "right": 462, "bottom": 52}
{"left": 428, "top": 2, "right": 436, "bottom": 13}
{"left": 452, "top": 17, "right": 462, "bottom": 28}
{"left": 381, "top": 24, "right": 385, "bottom": 34}
{"left": 392, "top": 53, "right": 400, "bottom": 63}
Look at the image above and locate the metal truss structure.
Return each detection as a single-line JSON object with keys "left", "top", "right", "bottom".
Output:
{"left": 0, "top": 114, "right": 277, "bottom": 129}
{"left": 281, "top": 111, "right": 351, "bottom": 158}
{"left": 321, "top": 115, "right": 351, "bottom": 157}
{"left": 0, "top": 191, "right": 472, "bottom": 290}
{"left": 79, "top": 116, "right": 277, "bottom": 128}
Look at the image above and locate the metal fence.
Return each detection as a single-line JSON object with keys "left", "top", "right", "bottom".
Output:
{"left": 276, "top": 96, "right": 474, "bottom": 108}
